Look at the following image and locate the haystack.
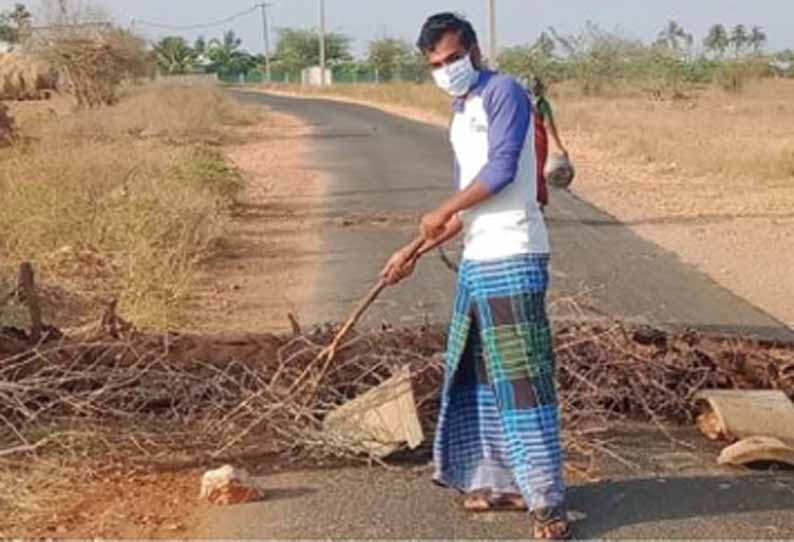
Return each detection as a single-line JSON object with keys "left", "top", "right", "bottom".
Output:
{"left": 0, "top": 52, "right": 59, "bottom": 100}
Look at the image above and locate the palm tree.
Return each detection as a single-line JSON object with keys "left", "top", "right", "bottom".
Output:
{"left": 153, "top": 36, "right": 195, "bottom": 75}
{"left": 655, "top": 20, "right": 693, "bottom": 55}
{"left": 207, "top": 30, "right": 257, "bottom": 77}
{"left": 193, "top": 36, "right": 207, "bottom": 56}
{"left": 749, "top": 26, "right": 767, "bottom": 55}
{"left": 533, "top": 31, "right": 556, "bottom": 58}
{"left": 730, "top": 24, "right": 749, "bottom": 57}
{"left": 703, "top": 24, "right": 729, "bottom": 58}
{"left": 209, "top": 30, "right": 242, "bottom": 56}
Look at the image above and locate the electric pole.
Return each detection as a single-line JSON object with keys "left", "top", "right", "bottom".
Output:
{"left": 487, "top": 0, "right": 497, "bottom": 67}
{"left": 319, "top": 0, "right": 326, "bottom": 85}
{"left": 255, "top": 3, "right": 272, "bottom": 82}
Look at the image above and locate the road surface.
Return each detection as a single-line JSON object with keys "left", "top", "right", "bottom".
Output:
{"left": 231, "top": 90, "right": 794, "bottom": 342}
{"left": 205, "top": 90, "right": 794, "bottom": 539}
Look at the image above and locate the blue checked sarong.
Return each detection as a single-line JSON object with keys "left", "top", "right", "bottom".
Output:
{"left": 432, "top": 254, "right": 565, "bottom": 511}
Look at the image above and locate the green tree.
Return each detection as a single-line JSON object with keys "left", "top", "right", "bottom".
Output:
{"left": 153, "top": 36, "right": 196, "bottom": 74}
{"left": 367, "top": 37, "right": 424, "bottom": 81}
{"left": 497, "top": 31, "right": 565, "bottom": 84}
{"left": 549, "top": 22, "right": 645, "bottom": 94}
{"left": 703, "top": 24, "right": 729, "bottom": 58}
{"left": 0, "top": 3, "right": 32, "bottom": 45}
{"left": 272, "top": 28, "right": 352, "bottom": 74}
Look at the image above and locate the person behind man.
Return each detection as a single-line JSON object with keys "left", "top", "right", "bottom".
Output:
{"left": 381, "top": 12, "right": 570, "bottom": 540}
{"left": 531, "top": 76, "right": 568, "bottom": 209}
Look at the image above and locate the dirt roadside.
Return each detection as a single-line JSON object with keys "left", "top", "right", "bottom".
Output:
{"left": 192, "top": 110, "right": 326, "bottom": 334}
{"left": 254, "top": 86, "right": 794, "bottom": 332}
{"left": 4, "top": 109, "right": 327, "bottom": 539}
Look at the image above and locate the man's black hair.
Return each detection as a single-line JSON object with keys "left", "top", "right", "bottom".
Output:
{"left": 416, "top": 12, "right": 478, "bottom": 53}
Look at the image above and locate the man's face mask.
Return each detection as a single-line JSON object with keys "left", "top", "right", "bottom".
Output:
{"left": 432, "top": 53, "right": 478, "bottom": 97}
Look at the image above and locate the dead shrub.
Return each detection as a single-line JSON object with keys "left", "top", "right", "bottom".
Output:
{"left": 0, "top": 53, "right": 59, "bottom": 100}
{"left": 39, "top": 28, "right": 150, "bottom": 108}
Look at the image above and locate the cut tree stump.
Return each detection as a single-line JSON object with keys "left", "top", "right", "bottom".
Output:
{"left": 695, "top": 390, "right": 794, "bottom": 442}
{"left": 718, "top": 436, "right": 794, "bottom": 467}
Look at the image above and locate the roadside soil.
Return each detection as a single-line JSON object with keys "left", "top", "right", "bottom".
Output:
{"left": 256, "top": 86, "right": 794, "bottom": 331}
{"left": 14, "top": 466, "right": 207, "bottom": 539}
{"left": 192, "top": 110, "right": 326, "bottom": 334}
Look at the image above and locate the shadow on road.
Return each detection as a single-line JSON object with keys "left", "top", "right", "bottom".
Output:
{"left": 570, "top": 474, "right": 794, "bottom": 538}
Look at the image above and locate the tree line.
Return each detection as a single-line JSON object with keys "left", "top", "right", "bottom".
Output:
{"left": 148, "top": 18, "right": 792, "bottom": 91}
{"left": 4, "top": 2, "right": 792, "bottom": 91}
{"left": 499, "top": 20, "right": 793, "bottom": 96}
{"left": 150, "top": 28, "right": 425, "bottom": 83}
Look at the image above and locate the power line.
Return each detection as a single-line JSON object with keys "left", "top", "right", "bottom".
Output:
{"left": 132, "top": 6, "right": 259, "bottom": 32}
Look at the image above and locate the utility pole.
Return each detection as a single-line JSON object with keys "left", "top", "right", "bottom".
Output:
{"left": 319, "top": 0, "right": 327, "bottom": 85}
{"left": 255, "top": 3, "right": 272, "bottom": 82}
{"left": 486, "top": 0, "right": 497, "bottom": 68}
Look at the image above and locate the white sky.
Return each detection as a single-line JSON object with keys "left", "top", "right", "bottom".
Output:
{"left": 3, "top": 0, "right": 793, "bottom": 56}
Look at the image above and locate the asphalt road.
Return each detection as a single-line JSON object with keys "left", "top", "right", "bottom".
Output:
{"left": 207, "top": 91, "right": 794, "bottom": 539}
{"left": 232, "top": 90, "right": 794, "bottom": 342}
{"left": 206, "top": 426, "right": 794, "bottom": 540}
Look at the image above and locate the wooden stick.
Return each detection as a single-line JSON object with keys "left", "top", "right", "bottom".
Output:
{"left": 289, "top": 236, "right": 426, "bottom": 400}
{"left": 324, "top": 235, "right": 425, "bottom": 359}
{"left": 17, "top": 262, "right": 42, "bottom": 343}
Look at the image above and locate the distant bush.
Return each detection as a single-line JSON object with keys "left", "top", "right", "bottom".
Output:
{"left": 497, "top": 21, "right": 774, "bottom": 98}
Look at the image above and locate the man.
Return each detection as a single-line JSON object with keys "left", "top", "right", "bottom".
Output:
{"left": 381, "top": 12, "right": 570, "bottom": 540}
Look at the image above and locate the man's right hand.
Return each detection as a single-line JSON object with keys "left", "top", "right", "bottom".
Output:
{"left": 380, "top": 247, "right": 418, "bottom": 285}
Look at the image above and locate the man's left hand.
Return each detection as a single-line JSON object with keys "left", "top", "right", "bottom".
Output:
{"left": 420, "top": 208, "right": 450, "bottom": 240}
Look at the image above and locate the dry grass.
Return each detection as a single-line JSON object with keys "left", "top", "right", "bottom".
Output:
{"left": 557, "top": 79, "right": 794, "bottom": 211}
{"left": 0, "top": 82, "right": 260, "bottom": 330}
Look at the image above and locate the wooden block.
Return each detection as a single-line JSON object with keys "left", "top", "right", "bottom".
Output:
{"left": 718, "top": 436, "right": 794, "bottom": 467}
{"left": 695, "top": 390, "right": 794, "bottom": 442}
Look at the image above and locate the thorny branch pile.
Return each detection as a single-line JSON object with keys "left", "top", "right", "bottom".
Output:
{"left": 2, "top": 289, "right": 793, "bottom": 472}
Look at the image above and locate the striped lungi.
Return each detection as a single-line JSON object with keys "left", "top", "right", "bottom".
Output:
{"left": 432, "top": 254, "right": 565, "bottom": 511}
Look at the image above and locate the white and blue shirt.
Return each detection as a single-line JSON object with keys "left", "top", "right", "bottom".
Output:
{"left": 451, "top": 70, "right": 550, "bottom": 260}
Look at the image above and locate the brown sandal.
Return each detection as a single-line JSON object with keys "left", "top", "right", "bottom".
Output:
{"left": 462, "top": 493, "right": 527, "bottom": 512}
{"left": 531, "top": 505, "right": 572, "bottom": 540}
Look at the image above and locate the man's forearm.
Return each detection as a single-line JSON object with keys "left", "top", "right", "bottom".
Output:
{"left": 438, "top": 180, "right": 492, "bottom": 218}
{"left": 420, "top": 180, "right": 494, "bottom": 241}
{"left": 418, "top": 215, "right": 463, "bottom": 256}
